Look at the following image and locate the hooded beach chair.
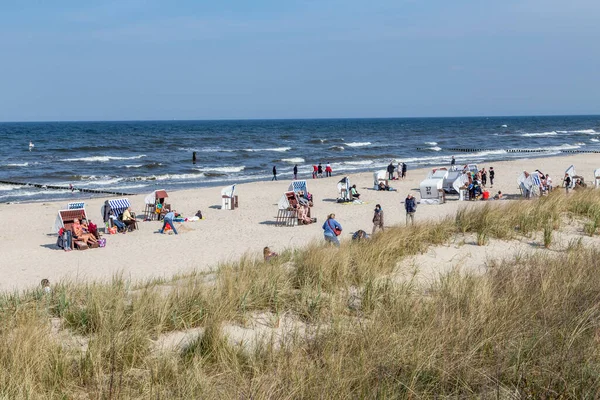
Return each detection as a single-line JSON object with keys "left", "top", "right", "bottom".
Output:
{"left": 143, "top": 190, "right": 169, "bottom": 220}
{"left": 337, "top": 177, "right": 352, "bottom": 202}
{"left": 53, "top": 208, "right": 92, "bottom": 250}
{"left": 594, "top": 168, "right": 600, "bottom": 188}
{"left": 275, "top": 191, "right": 299, "bottom": 226}
{"left": 67, "top": 202, "right": 85, "bottom": 210}
{"left": 373, "top": 170, "right": 388, "bottom": 190}
{"left": 565, "top": 165, "right": 576, "bottom": 189}
{"left": 221, "top": 184, "right": 238, "bottom": 210}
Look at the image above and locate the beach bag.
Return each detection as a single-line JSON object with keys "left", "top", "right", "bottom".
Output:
{"left": 328, "top": 220, "right": 342, "bottom": 236}
{"left": 98, "top": 238, "right": 106, "bottom": 248}
{"left": 108, "top": 227, "right": 117, "bottom": 235}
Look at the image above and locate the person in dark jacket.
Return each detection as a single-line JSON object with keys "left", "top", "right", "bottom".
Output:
{"left": 317, "top": 163, "right": 323, "bottom": 178}
{"left": 404, "top": 193, "right": 417, "bottom": 225}
{"left": 387, "top": 162, "right": 395, "bottom": 180}
{"left": 489, "top": 167, "right": 495, "bottom": 187}
{"left": 372, "top": 204, "right": 384, "bottom": 234}
{"left": 272, "top": 165, "right": 277, "bottom": 181}
{"left": 293, "top": 164, "right": 298, "bottom": 180}
{"left": 401, "top": 162, "right": 407, "bottom": 179}
{"left": 322, "top": 213, "right": 342, "bottom": 247}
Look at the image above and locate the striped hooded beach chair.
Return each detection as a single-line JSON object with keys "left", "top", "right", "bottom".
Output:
{"left": 67, "top": 202, "right": 85, "bottom": 210}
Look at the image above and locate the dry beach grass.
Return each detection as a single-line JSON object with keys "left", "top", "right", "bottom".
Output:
{"left": 2, "top": 189, "right": 600, "bottom": 398}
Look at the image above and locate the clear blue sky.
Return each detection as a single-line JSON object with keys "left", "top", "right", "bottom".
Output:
{"left": 0, "top": 0, "right": 598, "bottom": 121}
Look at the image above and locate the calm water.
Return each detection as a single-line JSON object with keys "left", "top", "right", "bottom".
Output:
{"left": 0, "top": 116, "right": 599, "bottom": 202}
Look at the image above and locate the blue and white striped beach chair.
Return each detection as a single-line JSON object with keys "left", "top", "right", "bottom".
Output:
{"left": 67, "top": 202, "right": 85, "bottom": 210}
{"left": 288, "top": 180, "right": 308, "bottom": 194}
{"left": 108, "top": 198, "right": 131, "bottom": 218}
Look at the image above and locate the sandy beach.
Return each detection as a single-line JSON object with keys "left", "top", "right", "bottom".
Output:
{"left": 1, "top": 153, "right": 597, "bottom": 293}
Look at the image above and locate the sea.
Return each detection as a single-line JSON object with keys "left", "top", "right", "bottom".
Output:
{"left": 0, "top": 115, "right": 598, "bottom": 203}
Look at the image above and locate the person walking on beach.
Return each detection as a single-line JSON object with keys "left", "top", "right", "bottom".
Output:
{"left": 489, "top": 167, "right": 495, "bottom": 187}
{"left": 404, "top": 193, "right": 417, "bottom": 226}
{"left": 323, "top": 213, "right": 342, "bottom": 247}
{"left": 159, "top": 210, "right": 178, "bottom": 235}
{"left": 401, "top": 162, "right": 407, "bottom": 179}
{"left": 387, "top": 162, "right": 395, "bottom": 180}
{"left": 293, "top": 164, "right": 298, "bottom": 180}
{"left": 272, "top": 165, "right": 277, "bottom": 181}
{"left": 318, "top": 163, "right": 323, "bottom": 178}
{"left": 451, "top": 156, "right": 456, "bottom": 167}
{"left": 564, "top": 173, "right": 571, "bottom": 193}
{"left": 312, "top": 164, "right": 318, "bottom": 179}
{"left": 372, "top": 204, "right": 384, "bottom": 234}
{"left": 325, "top": 162, "right": 332, "bottom": 177}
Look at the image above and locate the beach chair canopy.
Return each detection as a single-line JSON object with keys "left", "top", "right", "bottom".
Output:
{"left": 144, "top": 189, "right": 168, "bottom": 205}
{"left": 594, "top": 168, "right": 600, "bottom": 178}
{"left": 373, "top": 170, "right": 387, "bottom": 184}
{"left": 107, "top": 198, "right": 131, "bottom": 218}
{"left": 53, "top": 208, "right": 87, "bottom": 233}
{"left": 565, "top": 165, "right": 576, "bottom": 188}
{"left": 288, "top": 180, "right": 308, "bottom": 194}
{"left": 277, "top": 191, "right": 297, "bottom": 210}
{"left": 337, "top": 177, "right": 351, "bottom": 201}
{"left": 451, "top": 173, "right": 469, "bottom": 193}
{"left": 221, "top": 184, "right": 236, "bottom": 197}
{"left": 67, "top": 202, "right": 85, "bottom": 210}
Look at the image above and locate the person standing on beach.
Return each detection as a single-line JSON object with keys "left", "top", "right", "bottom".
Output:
{"left": 387, "top": 162, "right": 395, "bottom": 180}
{"left": 323, "top": 213, "right": 342, "bottom": 247}
{"left": 404, "top": 193, "right": 417, "bottom": 225}
{"left": 318, "top": 163, "right": 323, "bottom": 178}
{"left": 272, "top": 165, "right": 277, "bottom": 181}
{"left": 564, "top": 173, "right": 571, "bottom": 193}
{"left": 312, "top": 164, "right": 318, "bottom": 179}
{"left": 293, "top": 164, "right": 298, "bottom": 180}
{"left": 325, "top": 162, "right": 332, "bottom": 177}
{"left": 451, "top": 156, "right": 456, "bottom": 167}
{"left": 402, "top": 162, "right": 407, "bottom": 179}
{"left": 489, "top": 167, "right": 495, "bottom": 187}
{"left": 481, "top": 168, "right": 487, "bottom": 187}
{"left": 372, "top": 204, "right": 384, "bottom": 234}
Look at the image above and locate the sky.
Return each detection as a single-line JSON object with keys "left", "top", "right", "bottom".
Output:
{"left": 0, "top": 0, "right": 598, "bottom": 121}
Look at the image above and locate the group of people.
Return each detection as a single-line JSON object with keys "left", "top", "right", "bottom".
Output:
{"left": 463, "top": 166, "right": 496, "bottom": 200}
{"left": 320, "top": 193, "right": 417, "bottom": 247}
{"left": 295, "top": 190, "right": 316, "bottom": 225}
{"left": 387, "top": 161, "right": 407, "bottom": 180}
{"left": 312, "top": 162, "right": 333, "bottom": 179}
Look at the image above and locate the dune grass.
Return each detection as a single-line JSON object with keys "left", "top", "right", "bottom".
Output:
{"left": 2, "top": 189, "right": 600, "bottom": 398}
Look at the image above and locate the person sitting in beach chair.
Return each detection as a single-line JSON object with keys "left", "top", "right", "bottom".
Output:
{"left": 109, "top": 212, "right": 127, "bottom": 233}
{"left": 73, "top": 219, "right": 98, "bottom": 246}
{"left": 350, "top": 184, "right": 361, "bottom": 199}
{"left": 122, "top": 207, "right": 137, "bottom": 231}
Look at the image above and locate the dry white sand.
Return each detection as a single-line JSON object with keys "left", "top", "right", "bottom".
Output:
{"left": 1, "top": 153, "right": 597, "bottom": 293}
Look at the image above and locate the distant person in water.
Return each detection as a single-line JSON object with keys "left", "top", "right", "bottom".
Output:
{"left": 325, "top": 162, "right": 332, "bottom": 177}
{"left": 272, "top": 165, "right": 277, "bottom": 181}
{"left": 293, "top": 164, "right": 298, "bottom": 180}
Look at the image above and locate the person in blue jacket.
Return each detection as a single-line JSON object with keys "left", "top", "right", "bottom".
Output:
{"left": 159, "top": 210, "right": 178, "bottom": 235}
{"left": 322, "top": 213, "right": 342, "bottom": 247}
{"left": 404, "top": 193, "right": 417, "bottom": 226}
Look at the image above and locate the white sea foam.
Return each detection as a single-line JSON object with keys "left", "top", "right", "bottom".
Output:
{"left": 343, "top": 160, "right": 374, "bottom": 166}
{"left": 330, "top": 146, "right": 345, "bottom": 151}
{"left": 281, "top": 157, "right": 305, "bottom": 164}
{"left": 125, "top": 164, "right": 143, "bottom": 168}
{"left": 62, "top": 155, "right": 147, "bottom": 162}
{"left": 4, "top": 162, "right": 29, "bottom": 167}
{"left": 0, "top": 185, "right": 21, "bottom": 191}
{"left": 85, "top": 178, "right": 123, "bottom": 186}
{"left": 424, "top": 142, "right": 438, "bottom": 146}
{"left": 428, "top": 146, "right": 442, "bottom": 151}
{"left": 139, "top": 173, "right": 205, "bottom": 181}
{"left": 574, "top": 142, "right": 586, "bottom": 146}
{"left": 244, "top": 147, "right": 291, "bottom": 152}
{"left": 195, "top": 166, "right": 245, "bottom": 173}
{"left": 557, "top": 129, "right": 597, "bottom": 134}
{"left": 591, "top": 138, "right": 600, "bottom": 142}
{"left": 501, "top": 124, "right": 508, "bottom": 128}
{"left": 520, "top": 131, "right": 557, "bottom": 137}
{"left": 346, "top": 142, "right": 371, "bottom": 147}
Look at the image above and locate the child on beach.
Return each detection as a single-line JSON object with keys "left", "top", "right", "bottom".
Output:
{"left": 264, "top": 247, "right": 278, "bottom": 262}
